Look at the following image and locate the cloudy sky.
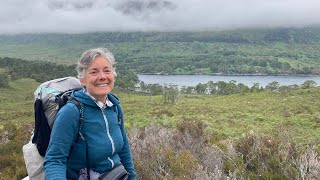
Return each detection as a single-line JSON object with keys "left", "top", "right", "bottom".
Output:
{"left": 0, "top": 0, "right": 319, "bottom": 34}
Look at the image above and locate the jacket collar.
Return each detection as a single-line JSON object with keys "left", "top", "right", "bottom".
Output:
{"left": 83, "top": 89, "right": 113, "bottom": 109}
{"left": 73, "top": 89, "right": 119, "bottom": 108}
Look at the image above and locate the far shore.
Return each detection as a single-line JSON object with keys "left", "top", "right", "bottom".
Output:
{"left": 138, "top": 73, "right": 320, "bottom": 77}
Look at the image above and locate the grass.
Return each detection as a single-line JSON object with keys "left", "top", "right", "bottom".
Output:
{"left": 0, "top": 79, "right": 37, "bottom": 124}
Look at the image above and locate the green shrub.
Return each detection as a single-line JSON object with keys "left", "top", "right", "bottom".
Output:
{"left": 0, "top": 73, "right": 9, "bottom": 88}
{"left": 0, "top": 123, "right": 31, "bottom": 179}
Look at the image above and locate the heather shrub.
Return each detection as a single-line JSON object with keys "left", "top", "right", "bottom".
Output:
{"left": 234, "top": 131, "right": 294, "bottom": 178}
{"left": 129, "top": 124, "right": 198, "bottom": 179}
{"left": 128, "top": 122, "right": 235, "bottom": 179}
{"left": 298, "top": 146, "right": 320, "bottom": 179}
{"left": 233, "top": 129, "right": 320, "bottom": 179}
{"left": 0, "top": 123, "right": 31, "bottom": 179}
{"left": 175, "top": 120, "right": 224, "bottom": 173}
{"left": 128, "top": 122, "right": 320, "bottom": 179}
{"left": 1, "top": 120, "right": 318, "bottom": 179}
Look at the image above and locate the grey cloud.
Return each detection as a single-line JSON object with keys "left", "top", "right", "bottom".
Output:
{"left": 114, "top": 0, "right": 176, "bottom": 16}
{"left": 47, "top": 1, "right": 95, "bottom": 11}
{"left": 0, "top": 0, "right": 320, "bottom": 34}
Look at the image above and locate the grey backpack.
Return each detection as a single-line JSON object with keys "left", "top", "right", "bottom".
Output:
{"left": 32, "top": 77, "right": 82, "bottom": 156}
{"left": 34, "top": 77, "right": 82, "bottom": 128}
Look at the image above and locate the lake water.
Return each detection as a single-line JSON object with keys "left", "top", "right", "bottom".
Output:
{"left": 138, "top": 74, "right": 320, "bottom": 88}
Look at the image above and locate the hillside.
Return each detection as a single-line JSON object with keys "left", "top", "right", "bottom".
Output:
{"left": 1, "top": 27, "right": 320, "bottom": 75}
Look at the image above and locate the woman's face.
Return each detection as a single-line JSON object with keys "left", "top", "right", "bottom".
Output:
{"left": 80, "top": 56, "right": 115, "bottom": 103}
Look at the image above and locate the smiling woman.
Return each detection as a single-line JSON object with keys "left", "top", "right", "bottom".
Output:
{"left": 79, "top": 56, "right": 115, "bottom": 102}
{"left": 44, "top": 48, "right": 136, "bottom": 180}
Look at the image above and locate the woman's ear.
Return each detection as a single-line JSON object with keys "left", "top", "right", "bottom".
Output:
{"left": 80, "top": 77, "right": 86, "bottom": 87}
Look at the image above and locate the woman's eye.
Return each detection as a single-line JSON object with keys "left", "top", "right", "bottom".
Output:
{"left": 89, "top": 71, "right": 98, "bottom": 75}
{"left": 104, "top": 69, "right": 111, "bottom": 73}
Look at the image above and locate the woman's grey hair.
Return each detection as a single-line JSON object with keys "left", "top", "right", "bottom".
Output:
{"left": 76, "top": 47, "right": 117, "bottom": 79}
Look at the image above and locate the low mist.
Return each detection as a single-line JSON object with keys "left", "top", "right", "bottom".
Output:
{"left": 1, "top": 0, "right": 319, "bottom": 34}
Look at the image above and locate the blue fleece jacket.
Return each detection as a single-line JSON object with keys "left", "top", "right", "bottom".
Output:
{"left": 44, "top": 90, "right": 136, "bottom": 179}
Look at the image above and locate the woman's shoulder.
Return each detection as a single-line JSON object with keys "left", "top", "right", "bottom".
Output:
{"left": 53, "top": 101, "right": 81, "bottom": 130}
{"left": 107, "top": 93, "right": 120, "bottom": 105}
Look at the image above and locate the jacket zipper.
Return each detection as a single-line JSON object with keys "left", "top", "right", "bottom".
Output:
{"left": 101, "top": 108, "right": 115, "bottom": 168}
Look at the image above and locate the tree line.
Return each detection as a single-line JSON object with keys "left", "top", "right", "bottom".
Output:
{"left": 1, "top": 27, "right": 319, "bottom": 44}
{"left": 0, "top": 57, "right": 77, "bottom": 83}
{"left": 119, "top": 50, "right": 320, "bottom": 76}
{"left": 0, "top": 57, "right": 139, "bottom": 90}
{"left": 138, "top": 79, "right": 318, "bottom": 104}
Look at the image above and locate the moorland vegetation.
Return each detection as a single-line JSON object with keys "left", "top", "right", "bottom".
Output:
{"left": 1, "top": 76, "right": 320, "bottom": 179}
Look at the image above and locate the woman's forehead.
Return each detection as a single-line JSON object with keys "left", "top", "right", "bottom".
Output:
{"left": 88, "top": 57, "right": 111, "bottom": 68}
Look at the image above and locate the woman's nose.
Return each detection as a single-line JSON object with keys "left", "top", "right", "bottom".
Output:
{"left": 98, "top": 71, "right": 107, "bottom": 80}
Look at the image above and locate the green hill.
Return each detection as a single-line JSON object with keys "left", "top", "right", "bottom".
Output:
{"left": 1, "top": 27, "right": 320, "bottom": 75}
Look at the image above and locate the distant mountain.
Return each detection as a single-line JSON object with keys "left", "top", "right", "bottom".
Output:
{"left": 1, "top": 27, "right": 320, "bottom": 44}
{"left": 1, "top": 27, "right": 320, "bottom": 76}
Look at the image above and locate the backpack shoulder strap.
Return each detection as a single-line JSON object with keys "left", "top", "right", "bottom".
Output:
{"left": 67, "top": 96, "right": 85, "bottom": 142}
{"left": 66, "top": 96, "right": 88, "bottom": 174}
{"left": 68, "top": 96, "right": 90, "bottom": 176}
{"left": 68, "top": 96, "right": 81, "bottom": 109}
